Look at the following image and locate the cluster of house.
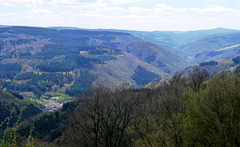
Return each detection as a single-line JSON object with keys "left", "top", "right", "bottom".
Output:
{"left": 42, "top": 97, "right": 63, "bottom": 112}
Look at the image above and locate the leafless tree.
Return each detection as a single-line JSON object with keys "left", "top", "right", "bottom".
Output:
{"left": 188, "top": 68, "right": 209, "bottom": 92}
{"left": 63, "top": 85, "right": 141, "bottom": 147}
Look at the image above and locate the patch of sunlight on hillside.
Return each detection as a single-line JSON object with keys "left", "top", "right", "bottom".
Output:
{"left": 218, "top": 59, "right": 232, "bottom": 65}
{"left": 216, "top": 44, "right": 240, "bottom": 51}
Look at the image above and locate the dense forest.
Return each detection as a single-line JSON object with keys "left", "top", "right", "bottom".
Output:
{"left": 1, "top": 68, "right": 240, "bottom": 146}
{"left": 0, "top": 26, "right": 187, "bottom": 101}
{"left": 61, "top": 69, "right": 240, "bottom": 147}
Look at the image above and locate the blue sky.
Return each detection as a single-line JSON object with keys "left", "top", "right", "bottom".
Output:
{"left": 0, "top": 0, "right": 240, "bottom": 31}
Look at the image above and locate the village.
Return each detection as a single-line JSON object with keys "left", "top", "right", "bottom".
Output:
{"left": 41, "top": 97, "right": 63, "bottom": 112}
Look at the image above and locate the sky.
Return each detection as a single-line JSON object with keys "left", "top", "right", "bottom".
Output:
{"left": 0, "top": 0, "right": 240, "bottom": 31}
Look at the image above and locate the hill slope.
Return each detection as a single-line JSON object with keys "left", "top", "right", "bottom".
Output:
{"left": 182, "top": 56, "right": 240, "bottom": 77}
{"left": 179, "top": 33, "right": 240, "bottom": 61}
{"left": 193, "top": 44, "right": 240, "bottom": 64}
{"left": 0, "top": 26, "right": 188, "bottom": 99}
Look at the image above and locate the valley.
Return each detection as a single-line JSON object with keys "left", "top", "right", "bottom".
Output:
{"left": 1, "top": 26, "right": 240, "bottom": 106}
{"left": 1, "top": 25, "right": 240, "bottom": 146}
{"left": 0, "top": 26, "right": 189, "bottom": 102}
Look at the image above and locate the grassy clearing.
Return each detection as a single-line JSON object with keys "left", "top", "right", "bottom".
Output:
{"left": 216, "top": 44, "right": 240, "bottom": 51}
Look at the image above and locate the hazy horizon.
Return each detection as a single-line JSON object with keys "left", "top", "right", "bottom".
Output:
{"left": 0, "top": 0, "right": 240, "bottom": 31}
{"left": 1, "top": 24, "right": 240, "bottom": 32}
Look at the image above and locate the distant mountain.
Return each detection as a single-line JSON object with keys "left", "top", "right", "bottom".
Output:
{"left": 149, "top": 55, "right": 240, "bottom": 88}
{"left": 193, "top": 44, "right": 240, "bottom": 64}
{"left": 58, "top": 27, "right": 240, "bottom": 66}
{"left": 179, "top": 33, "right": 240, "bottom": 62}
{"left": 183, "top": 56, "right": 240, "bottom": 77}
{"left": 0, "top": 26, "right": 188, "bottom": 99}
{"left": 48, "top": 26, "right": 83, "bottom": 30}
{"left": 59, "top": 27, "right": 239, "bottom": 49}
{"left": 0, "top": 25, "right": 12, "bottom": 28}
{"left": 126, "top": 28, "right": 240, "bottom": 48}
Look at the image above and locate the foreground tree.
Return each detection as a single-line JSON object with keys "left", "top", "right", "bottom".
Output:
{"left": 187, "top": 73, "right": 240, "bottom": 146}
{"left": 30, "top": 71, "right": 240, "bottom": 147}
{"left": 63, "top": 85, "right": 141, "bottom": 147}
{"left": 188, "top": 67, "right": 209, "bottom": 92}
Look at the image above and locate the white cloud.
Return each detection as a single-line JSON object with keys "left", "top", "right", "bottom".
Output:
{"left": 49, "top": 0, "right": 100, "bottom": 5}
{"left": 24, "top": 0, "right": 44, "bottom": 5}
{"left": 59, "top": 3, "right": 240, "bottom": 31}
{"left": 107, "top": 0, "right": 148, "bottom": 5}
{"left": 155, "top": 4, "right": 181, "bottom": 11}
{"left": 1, "top": 0, "right": 240, "bottom": 31}
{"left": 48, "top": 0, "right": 149, "bottom": 6}
{"left": 0, "top": 0, "right": 44, "bottom": 6}
{"left": 205, "top": 0, "right": 217, "bottom": 1}
{"left": 191, "top": 5, "right": 237, "bottom": 12}
{"left": 49, "top": 0, "right": 76, "bottom": 5}
{"left": 25, "top": 9, "right": 52, "bottom": 15}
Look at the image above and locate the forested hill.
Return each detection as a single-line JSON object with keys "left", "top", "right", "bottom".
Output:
{"left": 59, "top": 27, "right": 240, "bottom": 49}
{"left": 151, "top": 56, "right": 240, "bottom": 86}
{"left": 0, "top": 26, "right": 188, "bottom": 100}
{"left": 179, "top": 33, "right": 240, "bottom": 60}
{"left": 69, "top": 27, "right": 240, "bottom": 65}
{"left": 14, "top": 62, "right": 240, "bottom": 146}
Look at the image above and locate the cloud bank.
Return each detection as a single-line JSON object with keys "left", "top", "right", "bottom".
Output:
{"left": 0, "top": 0, "right": 239, "bottom": 31}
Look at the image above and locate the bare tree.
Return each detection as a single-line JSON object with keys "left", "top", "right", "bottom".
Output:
{"left": 189, "top": 68, "right": 209, "bottom": 92}
{"left": 63, "top": 85, "right": 140, "bottom": 147}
